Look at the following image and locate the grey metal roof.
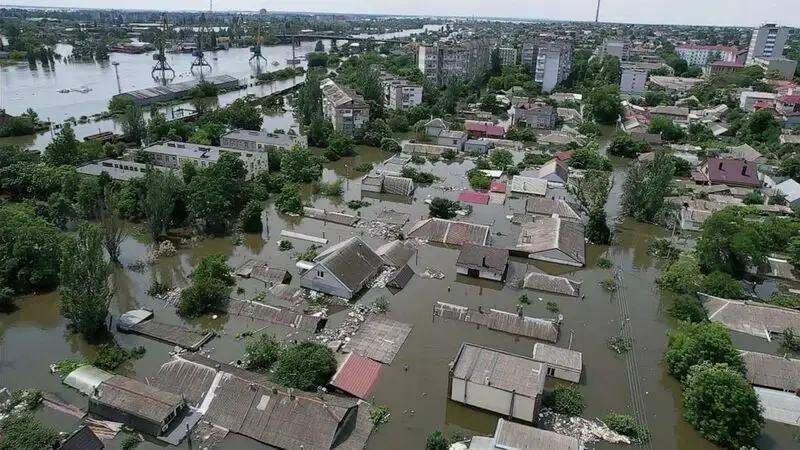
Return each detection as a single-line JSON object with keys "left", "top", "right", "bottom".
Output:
{"left": 493, "top": 418, "right": 581, "bottom": 450}
{"left": 144, "top": 141, "right": 226, "bottom": 161}
{"left": 754, "top": 386, "right": 800, "bottom": 426}
{"left": 375, "top": 240, "right": 416, "bottom": 267}
{"left": 438, "top": 130, "right": 467, "bottom": 140}
{"left": 650, "top": 105, "right": 690, "bottom": 116}
{"left": 777, "top": 178, "right": 800, "bottom": 203}
{"left": 345, "top": 316, "right": 412, "bottom": 364}
{"left": 223, "top": 129, "right": 298, "bottom": 147}
{"left": 315, "top": 237, "right": 384, "bottom": 293}
{"left": 523, "top": 272, "right": 582, "bottom": 297}
{"left": 456, "top": 244, "right": 509, "bottom": 274}
{"left": 741, "top": 351, "right": 800, "bottom": 391}
{"left": 303, "top": 207, "right": 360, "bottom": 226}
{"left": 701, "top": 294, "right": 800, "bottom": 340}
{"left": 382, "top": 176, "right": 415, "bottom": 196}
{"left": 524, "top": 197, "right": 581, "bottom": 221}
{"left": 516, "top": 217, "right": 586, "bottom": 265}
{"left": 120, "top": 74, "right": 239, "bottom": 100}
{"left": 93, "top": 375, "right": 184, "bottom": 424}
{"left": 223, "top": 299, "right": 325, "bottom": 332}
{"left": 58, "top": 426, "right": 104, "bottom": 450}
{"left": 321, "top": 78, "right": 367, "bottom": 108}
{"left": 434, "top": 302, "right": 559, "bottom": 342}
{"left": 538, "top": 159, "right": 569, "bottom": 183}
{"left": 532, "top": 343, "right": 582, "bottom": 372}
{"left": 510, "top": 176, "right": 548, "bottom": 196}
{"left": 387, "top": 264, "right": 414, "bottom": 289}
{"left": 452, "top": 343, "right": 546, "bottom": 398}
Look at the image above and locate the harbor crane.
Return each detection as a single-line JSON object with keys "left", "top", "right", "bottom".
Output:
{"left": 151, "top": 15, "right": 175, "bottom": 83}
{"left": 190, "top": 13, "right": 212, "bottom": 77}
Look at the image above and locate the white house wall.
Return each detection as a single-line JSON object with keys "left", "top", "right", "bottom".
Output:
{"left": 299, "top": 266, "right": 353, "bottom": 299}
{"left": 450, "top": 378, "right": 536, "bottom": 423}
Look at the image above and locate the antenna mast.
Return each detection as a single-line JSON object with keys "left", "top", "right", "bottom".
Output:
{"left": 190, "top": 13, "right": 212, "bottom": 78}
{"left": 151, "top": 15, "right": 175, "bottom": 83}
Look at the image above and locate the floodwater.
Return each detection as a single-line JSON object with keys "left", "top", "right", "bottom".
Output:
{"left": 2, "top": 142, "right": 798, "bottom": 450}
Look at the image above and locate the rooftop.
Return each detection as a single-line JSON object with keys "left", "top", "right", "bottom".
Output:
{"left": 92, "top": 375, "right": 184, "bottom": 425}
{"left": 741, "top": 351, "right": 800, "bottom": 391}
{"left": 374, "top": 239, "right": 416, "bottom": 267}
{"left": 451, "top": 343, "right": 546, "bottom": 398}
{"left": 321, "top": 78, "right": 368, "bottom": 108}
{"left": 331, "top": 353, "right": 383, "bottom": 399}
{"left": 524, "top": 197, "right": 581, "bottom": 221}
{"left": 407, "top": 218, "right": 490, "bottom": 246}
{"left": 532, "top": 343, "right": 582, "bottom": 372}
{"left": 510, "top": 176, "right": 548, "bottom": 196}
{"left": 144, "top": 141, "right": 231, "bottom": 162}
{"left": 704, "top": 158, "right": 760, "bottom": 187}
{"left": 523, "top": 272, "right": 582, "bottom": 297}
{"left": 678, "top": 44, "right": 738, "bottom": 53}
{"left": 516, "top": 217, "right": 586, "bottom": 266}
{"left": 434, "top": 302, "right": 559, "bottom": 342}
{"left": 478, "top": 418, "right": 582, "bottom": 450}
{"left": 223, "top": 129, "right": 299, "bottom": 147}
{"left": 314, "top": 237, "right": 384, "bottom": 293}
{"left": 344, "top": 316, "right": 413, "bottom": 365}
{"left": 702, "top": 294, "right": 800, "bottom": 340}
{"left": 456, "top": 244, "right": 509, "bottom": 274}
{"left": 119, "top": 74, "right": 239, "bottom": 101}
{"left": 459, "top": 191, "right": 491, "bottom": 205}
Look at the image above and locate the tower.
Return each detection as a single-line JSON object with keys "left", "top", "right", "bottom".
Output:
{"left": 151, "top": 15, "right": 175, "bottom": 83}
{"left": 595, "top": 0, "right": 601, "bottom": 23}
{"left": 190, "top": 13, "right": 212, "bottom": 78}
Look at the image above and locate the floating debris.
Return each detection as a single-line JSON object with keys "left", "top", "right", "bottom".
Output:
{"left": 420, "top": 268, "right": 446, "bottom": 280}
{"left": 538, "top": 409, "right": 631, "bottom": 445}
{"left": 314, "top": 304, "right": 377, "bottom": 344}
{"left": 368, "top": 266, "right": 397, "bottom": 289}
{"left": 358, "top": 220, "right": 403, "bottom": 240}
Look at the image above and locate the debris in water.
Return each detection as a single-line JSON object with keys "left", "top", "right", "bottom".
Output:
{"left": 420, "top": 268, "right": 445, "bottom": 280}
{"left": 538, "top": 409, "right": 631, "bottom": 445}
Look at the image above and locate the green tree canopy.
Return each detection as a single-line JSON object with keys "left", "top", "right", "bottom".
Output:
{"left": 588, "top": 84, "right": 623, "bottom": 124}
{"left": 695, "top": 208, "right": 765, "bottom": 276}
{"left": 245, "top": 334, "right": 281, "bottom": 373}
{"left": 621, "top": 152, "right": 676, "bottom": 223}
{"left": 43, "top": 124, "right": 79, "bottom": 166}
{"left": 664, "top": 322, "right": 745, "bottom": 382}
{"left": 0, "top": 204, "right": 62, "bottom": 296}
{"left": 648, "top": 117, "right": 685, "bottom": 142}
{"left": 274, "top": 341, "right": 337, "bottom": 391}
{"left": 280, "top": 145, "right": 324, "bottom": 183}
{"left": 429, "top": 197, "right": 459, "bottom": 219}
{"left": 177, "top": 254, "right": 234, "bottom": 317}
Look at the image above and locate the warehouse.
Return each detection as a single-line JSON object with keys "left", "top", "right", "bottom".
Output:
{"left": 113, "top": 75, "right": 241, "bottom": 107}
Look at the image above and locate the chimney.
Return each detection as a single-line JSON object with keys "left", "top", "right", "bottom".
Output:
{"left": 718, "top": 161, "right": 724, "bottom": 170}
{"left": 481, "top": 256, "right": 487, "bottom": 267}
{"left": 741, "top": 164, "right": 747, "bottom": 176}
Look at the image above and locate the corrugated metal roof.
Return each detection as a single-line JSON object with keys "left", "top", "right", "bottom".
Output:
{"left": 58, "top": 426, "right": 104, "bottom": 450}
{"left": 332, "top": 354, "right": 383, "bottom": 399}
{"left": 490, "top": 182, "right": 507, "bottom": 193}
{"left": 458, "top": 191, "right": 491, "bottom": 205}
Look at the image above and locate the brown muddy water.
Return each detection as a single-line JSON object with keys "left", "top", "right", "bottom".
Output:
{"left": 2, "top": 150, "right": 799, "bottom": 450}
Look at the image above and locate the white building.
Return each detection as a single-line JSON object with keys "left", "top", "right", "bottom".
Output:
{"left": 677, "top": 44, "right": 738, "bottom": 66}
{"left": 747, "top": 23, "right": 789, "bottom": 65}
{"left": 76, "top": 159, "right": 170, "bottom": 181}
{"left": 620, "top": 64, "right": 648, "bottom": 94}
{"left": 532, "top": 343, "right": 582, "bottom": 383}
{"left": 320, "top": 78, "right": 370, "bottom": 136}
{"left": 498, "top": 47, "right": 518, "bottom": 66}
{"left": 380, "top": 75, "right": 423, "bottom": 110}
{"left": 597, "top": 39, "right": 630, "bottom": 61}
{"left": 142, "top": 141, "right": 268, "bottom": 180}
{"left": 739, "top": 91, "right": 777, "bottom": 111}
{"left": 534, "top": 42, "right": 573, "bottom": 93}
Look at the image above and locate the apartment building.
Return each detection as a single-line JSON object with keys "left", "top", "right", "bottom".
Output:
{"left": 753, "top": 56, "right": 798, "bottom": 81}
{"left": 676, "top": 44, "right": 738, "bottom": 66}
{"left": 142, "top": 141, "right": 268, "bottom": 180}
{"left": 532, "top": 41, "right": 573, "bottom": 94}
{"left": 746, "top": 23, "right": 789, "bottom": 65}
{"left": 320, "top": 78, "right": 370, "bottom": 136}
{"left": 380, "top": 75, "right": 423, "bottom": 110}
{"left": 498, "top": 47, "right": 518, "bottom": 66}
{"left": 597, "top": 39, "right": 630, "bottom": 61}
{"left": 620, "top": 64, "right": 648, "bottom": 95}
{"left": 418, "top": 40, "right": 491, "bottom": 86}
{"left": 221, "top": 129, "right": 305, "bottom": 152}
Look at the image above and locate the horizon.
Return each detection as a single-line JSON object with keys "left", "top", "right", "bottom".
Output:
{"left": 3, "top": 1, "right": 800, "bottom": 28}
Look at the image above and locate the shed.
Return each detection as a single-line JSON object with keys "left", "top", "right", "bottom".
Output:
{"left": 58, "top": 426, "right": 104, "bottom": 450}
{"left": 63, "top": 366, "right": 113, "bottom": 396}
{"left": 464, "top": 139, "right": 493, "bottom": 154}
{"left": 538, "top": 159, "right": 569, "bottom": 184}
{"left": 532, "top": 343, "right": 582, "bottom": 383}
{"left": 361, "top": 174, "right": 384, "bottom": 193}
{"left": 299, "top": 237, "right": 383, "bottom": 299}
{"left": 89, "top": 375, "right": 186, "bottom": 436}
{"left": 524, "top": 198, "right": 581, "bottom": 221}
{"left": 448, "top": 343, "right": 546, "bottom": 424}
{"left": 510, "top": 176, "right": 548, "bottom": 196}
{"left": 331, "top": 353, "right": 383, "bottom": 399}
{"left": 490, "top": 182, "right": 507, "bottom": 193}
{"left": 523, "top": 272, "right": 582, "bottom": 297}
{"left": 456, "top": 244, "right": 509, "bottom": 281}
{"left": 459, "top": 191, "right": 491, "bottom": 205}
{"left": 382, "top": 175, "right": 415, "bottom": 196}
{"left": 515, "top": 217, "right": 586, "bottom": 267}
{"left": 235, "top": 259, "right": 293, "bottom": 285}
{"left": 741, "top": 351, "right": 800, "bottom": 392}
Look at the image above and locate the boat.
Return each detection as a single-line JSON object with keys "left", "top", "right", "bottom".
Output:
{"left": 272, "top": 61, "right": 280, "bottom": 66}
{"left": 71, "top": 86, "right": 92, "bottom": 93}
{"left": 57, "top": 88, "right": 70, "bottom": 93}
{"left": 286, "top": 58, "right": 302, "bottom": 65}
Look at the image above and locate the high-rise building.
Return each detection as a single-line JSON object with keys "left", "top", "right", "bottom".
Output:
{"left": 417, "top": 40, "right": 491, "bottom": 86}
{"left": 676, "top": 45, "right": 738, "bottom": 66}
{"left": 498, "top": 47, "right": 518, "bottom": 66}
{"left": 620, "top": 64, "right": 648, "bottom": 95}
{"left": 746, "top": 23, "right": 789, "bottom": 65}
{"left": 597, "top": 39, "right": 630, "bottom": 61}
{"left": 531, "top": 42, "right": 573, "bottom": 94}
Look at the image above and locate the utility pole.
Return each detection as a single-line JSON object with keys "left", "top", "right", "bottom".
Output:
{"left": 112, "top": 61, "right": 121, "bottom": 94}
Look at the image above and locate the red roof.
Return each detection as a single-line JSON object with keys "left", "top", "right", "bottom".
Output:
{"left": 332, "top": 354, "right": 382, "bottom": 399}
{"left": 466, "top": 122, "right": 505, "bottom": 138}
{"left": 678, "top": 44, "right": 738, "bottom": 53}
{"left": 778, "top": 96, "right": 800, "bottom": 105}
{"left": 705, "top": 158, "right": 760, "bottom": 187}
{"left": 459, "top": 191, "right": 491, "bottom": 205}
{"left": 556, "top": 150, "right": 574, "bottom": 162}
{"left": 490, "top": 182, "right": 507, "bottom": 193}
{"left": 753, "top": 100, "right": 776, "bottom": 111}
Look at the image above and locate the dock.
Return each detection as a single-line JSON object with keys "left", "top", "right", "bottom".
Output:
{"left": 433, "top": 302, "right": 559, "bottom": 342}
{"left": 345, "top": 316, "right": 412, "bottom": 365}
{"left": 221, "top": 299, "right": 326, "bottom": 333}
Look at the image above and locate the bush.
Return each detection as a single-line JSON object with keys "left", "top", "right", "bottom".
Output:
{"left": 700, "top": 271, "right": 743, "bottom": 299}
{"left": 441, "top": 148, "right": 457, "bottom": 160}
{"left": 245, "top": 334, "right": 281, "bottom": 372}
{"left": 467, "top": 170, "right": 491, "bottom": 190}
{"left": 380, "top": 138, "right": 401, "bottom": 152}
{"left": 400, "top": 166, "right": 439, "bottom": 184}
{"left": 742, "top": 190, "right": 764, "bottom": 205}
{"left": 669, "top": 295, "right": 707, "bottom": 323}
{"left": 369, "top": 405, "right": 390, "bottom": 426}
{"left": 429, "top": 197, "right": 460, "bottom": 219}
{"left": 425, "top": 430, "right": 450, "bottom": 450}
{"left": 346, "top": 199, "right": 371, "bottom": 210}
{"left": 121, "top": 433, "right": 142, "bottom": 450}
{"left": 298, "top": 246, "right": 319, "bottom": 262}
{"left": 605, "top": 413, "right": 649, "bottom": 441}
{"left": 543, "top": 385, "right": 585, "bottom": 416}
{"left": 769, "top": 295, "right": 800, "bottom": 309}
{"left": 91, "top": 345, "right": 131, "bottom": 371}
{"left": 0, "top": 415, "right": 60, "bottom": 449}
{"left": 352, "top": 162, "right": 373, "bottom": 173}
{"left": 274, "top": 342, "right": 337, "bottom": 391}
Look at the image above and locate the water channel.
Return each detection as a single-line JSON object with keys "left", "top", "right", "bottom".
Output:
{"left": 0, "top": 26, "right": 797, "bottom": 450}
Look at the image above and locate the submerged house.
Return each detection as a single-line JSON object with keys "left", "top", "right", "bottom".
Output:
{"left": 456, "top": 244, "right": 509, "bottom": 281}
{"left": 300, "top": 237, "right": 384, "bottom": 299}
{"left": 464, "top": 418, "right": 581, "bottom": 450}
{"left": 532, "top": 343, "right": 583, "bottom": 383}
{"left": 514, "top": 217, "right": 586, "bottom": 267}
{"left": 448, "top": 343, "right": 546, "bottom": 424}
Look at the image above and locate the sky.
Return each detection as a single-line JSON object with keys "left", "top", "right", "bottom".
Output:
{"left": 9, "top": 0, "right": 800, "bottom": 27}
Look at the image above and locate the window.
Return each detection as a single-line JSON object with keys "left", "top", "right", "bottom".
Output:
{"left": 547, "top": 367, "right": 555, "bottom": 377}
{"left": 316, "top": 270, "right": 324, "bottom": 278}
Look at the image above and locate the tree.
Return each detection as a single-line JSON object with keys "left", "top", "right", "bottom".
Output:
{"left": 121, "top": 106, "right": 146, "bottom": 145}
{"left": 60, "top": 222, "right": 112, "bottom": 339}
{"left": 687, "top": 122, "right": 714, "bottom": 143}
{"left": 43, "top": 124, "right": 79, "bottom": 166}
{"left": 280, "top": 145, "right": 323, "bottom": 183}
{"left": 659, "top": 252, "right": 705, "bottom": 294}
{"left": 188, "top": 127, "right": 212, "bottom": 145}
{"left": 429, "top": 197, "right": 459, "bottom": 219}
{"left": 142, "top": 170, "right": 180, "bottom": 240}
{"left": 100, "top": 206, "right": 123, "bottom": 264}
{"left": 274, "top": 341, "right": 337, "bottom": 391}
{"left": 177, "top": 254, "right": 234, "bottom": 317}
{"left": 741, "top": 190, "right": 764, "bottom": 205}
{"left": 569, "top": 143, "right": 612, "bottom": 171}
{"left": 467, "top": 170, "right": 492, "bottom": 190}
{"left": 490, "top": 47, "right": 502, "bottom": 76}
{"left": 0, "top": 414, "right": 60, "bottom": 449}
{"left": 739, "top": 109, "right": 781, "bottom": 145}
{"left": 543, "top": 385, "right": 585, "bottom": 416}
{"left": 489, "top": 148, "right": 513, "bottom": 169}
{"left": 325, "top": 131, "right": 356, "bottom": 161}
{"left": 567, "top": 169, "right": 612, "bottom": 244}
{"left": 621, "top": 152, "right": 676, "bottom": 223}
{"left": 700, "top": 271, "right": 743, "bottom": 299}
{"left": 578, "top": 121, "right": 601, "bottom": 137}
{"left": 648, "top": 117, "right": 685, "bottom": 142}
{"left": 188, "top": 80, "right": 219, "bottom": 98}
{"left": 276, "top": 184, "right": 303, "bottom": 214}
{"left": 225, "top": 98, "right": 263, "bottom": 130}
{"left": 108, "top": 95, "right": 136, "bottom": 115}
{"left": 361, "top": 119, "right": 392, "bottom": 148}
{"left": 239, "top": 200, "right": 263, "bottom": 233}
{"left": 245, "top": 334, "right": 281, "bottom": 372}
{"left": 0, "top": 204, "right": 62, "bottom": 295}
{"left": 695, "top": 208, "right": 764, "bottom": 276}
{"left": 664, "top": 322, "right": 745, "bottom": 382}
{"left": 314, "top": 40, "right": 325, "bottom": 52}
{"left": 790, "top": 237, "right": 800, "bottom": 270}
{"left": 683, "top": 363, "right": 764, "bottom": 448}
{"left": 425, "top": 430, "right": 450, "bottom": 450}
{"left": 187, "top": 153, "right": 250, "bottom": 235}
{"left": 307, "top": 112, "right": 332, "bottom": 147}
{"left": 479, "top": 94, "right": 501, "bottom": 114}
{"left": 588, "top": 84, "right": 622, "bottom": 124}
{"left": 358, "top": 68, "right": 385, "bottom": 119}
{"left": 607, "top": 132, "right": 647, "bottom": 158}
{"left": 669, "top": 295, "right": 707, "bottom": 323}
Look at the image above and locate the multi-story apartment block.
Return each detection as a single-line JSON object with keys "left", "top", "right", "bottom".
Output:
{"left": 221, "top": 129, "right": 305, "bottom": 152}
{"left": 532, "top": 42, "right": 573, "bottom": 94}
{"left": 676, "top": 44, "right": 738, "bottom": 66}
{"left": 320, "top": 78, "right": 370, "bottom": 136}
{"left": 498, "top": 47, "right": 518, "bottom": 66}
{"left": 417, "top": 40, "right": 491, "bottom": 86}
{"left": 620, "top": 64, "right": 648, "bottom": 95}
{"left": 142, "top": 141, "right": 268, "bottom": 180}
{"left": 597, "top": 39, "right": 630, "bottom": 61}
{"left": 380, "top": 75, "right": 423, "bottom": 110}
{"left": 746, "top": 23, "right": 789, "bottom": 65}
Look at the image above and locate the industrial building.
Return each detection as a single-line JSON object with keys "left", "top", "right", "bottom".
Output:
{"left": 142, "top": 141, "right": 268, "bottom": 180}
{"left": 113, "top": 74, "right": 241, "bottom": 107}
